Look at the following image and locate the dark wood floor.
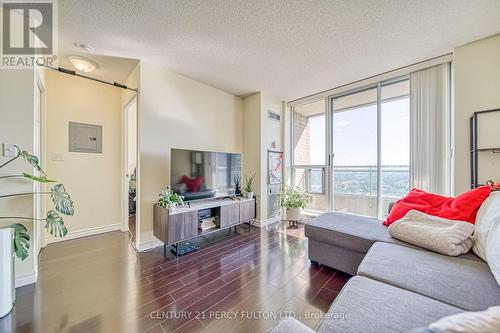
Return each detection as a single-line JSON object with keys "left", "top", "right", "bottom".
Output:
{"left": 129, "top": 214, "right": 136, "bottom": 244}
{"left": 1, "top": 222, "right": 350, "bottom": 333}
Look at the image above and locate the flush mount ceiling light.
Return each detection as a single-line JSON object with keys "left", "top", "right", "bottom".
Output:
{"left": 73, "top": 42, "right": 94, "bottom": 53}
{"left": 68, "top": 55, "right": 98, "bottom": 73}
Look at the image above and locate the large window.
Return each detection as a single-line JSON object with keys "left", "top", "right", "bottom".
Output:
{"left": 292, "top": 77, "right": 410, "bottom": 218}
{"left": 292, "top": 99, "right": 327, "bottom": 212}
{"left": 380, "top": 80, "right": 410, "bottom": 214}
{"left": 332, "top": 87, "right": 379, "bottom": 217}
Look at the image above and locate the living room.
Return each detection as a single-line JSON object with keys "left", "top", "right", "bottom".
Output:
{"left": 1, "top": 1, "right": 500, "bottom": 333}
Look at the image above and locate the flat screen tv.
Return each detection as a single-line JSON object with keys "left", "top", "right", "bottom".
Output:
{"left": 170, "top": 148, "right": 242, "bottom": 201}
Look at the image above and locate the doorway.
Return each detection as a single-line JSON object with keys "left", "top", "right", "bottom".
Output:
{"left": 123, "top": 96, "right": 138, "bottom": 248}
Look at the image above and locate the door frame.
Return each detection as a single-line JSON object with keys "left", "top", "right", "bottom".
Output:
{"left": 122, "top": 94, "right": 139, "bottom": 247}
{"left": 34, "top": 70, "right": 46, "bottom": 262}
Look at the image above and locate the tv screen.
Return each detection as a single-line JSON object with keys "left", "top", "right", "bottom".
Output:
{"left": 170, "top": 148, "right": 242, "bottom": 201}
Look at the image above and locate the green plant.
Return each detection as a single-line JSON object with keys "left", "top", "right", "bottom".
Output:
{"left": 0, "top": 146, "right": 74, "bottom": 260}
{"left": 280, "top": 186, "right": 309, "bottom": 209}
{"left": 158, "top": 186, "right": 184, "bottom": 208}
{"left": 243, "top": 174, "right": 255, "bottom": 193}
{"left": 233, "top": 174, "right": 241, "bottom": 194}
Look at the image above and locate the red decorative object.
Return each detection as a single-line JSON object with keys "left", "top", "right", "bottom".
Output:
{"left": 180, "top": 175, "right": 204, "bottom": 192}
{"left": 384, "top": 186, "right": 492, "bottom": 226}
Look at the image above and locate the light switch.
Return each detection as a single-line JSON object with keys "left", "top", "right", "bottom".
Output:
{"left": 52, "top": 152, "right": 64, "bottom": 161}
{"left": 2, "top": 144, "right": 17, "bottom": 157}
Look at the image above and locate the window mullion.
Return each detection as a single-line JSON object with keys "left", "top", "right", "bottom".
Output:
{"left": 376, "top": 82, "right": 382, "bottom": 219}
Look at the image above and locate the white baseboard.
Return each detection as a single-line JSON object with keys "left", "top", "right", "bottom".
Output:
{"left": 251, "top": 215, "right": 281, "bottom": 228}
{"left": 15, "top": 271, "right": 37, "bottom": 288}
{"left": 137, "top": 237, "right": 163, "bottom": 252}
{"left": 46, "top": 223, "right": 122, "bottom": 244}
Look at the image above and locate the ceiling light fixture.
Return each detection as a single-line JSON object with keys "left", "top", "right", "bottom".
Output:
{"left": 68, "top": 55, "right": 98, "bottom": 73}
{"left": 73, "top": 42, "right": 94, "bottom": 53}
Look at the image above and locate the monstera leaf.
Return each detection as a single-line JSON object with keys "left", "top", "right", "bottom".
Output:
{"left": 11, "top": 223, "right": 30, "bottom": 260}
{"left": 22, "top": 172, "right": 55, "bottom": 183}
{"left": 50, "top": 184, "right": 74, "bottom": 216}
{"left": 45, "top": 210, "right": 68, "bottom": 237}
{"left": 15, "top": 145, "right": 46, "bottom": 177}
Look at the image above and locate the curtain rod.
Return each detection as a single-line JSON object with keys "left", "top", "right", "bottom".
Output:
{"left": 41, "top": 65, "right": 138, "bottom": 92}
{"left": 287, "top": 53, "right": 452, "bottom": 107}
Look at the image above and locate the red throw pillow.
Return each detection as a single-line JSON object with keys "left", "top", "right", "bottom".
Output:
{"left": 179, "top": 175, "right": 204, "bottom": 192}
{"left": 384, "top": 186, "right": 492, "bottom": 226}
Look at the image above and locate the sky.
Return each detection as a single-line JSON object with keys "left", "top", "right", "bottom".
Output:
{"left": 308, "top": 98, "right": 410, "bottom": 166}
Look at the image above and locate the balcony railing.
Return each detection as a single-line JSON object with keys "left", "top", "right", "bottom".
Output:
{"left": 294, "top": 165, "right": 410, "bottom": 216}
{"left": 333, "top": 165, "right": 410, "bottom": 199}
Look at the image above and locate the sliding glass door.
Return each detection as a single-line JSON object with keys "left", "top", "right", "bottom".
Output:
{"left": 330, "top": 78, "right": 410, "bottom": 219}
{"left": 291, "top": 77, "right": 410, "bottom": 219}
{"left": 380, "top": 79, "right": 410, "bottom": 216}
{"left": 331, "top": 87, "right": 379, "bottom": 217}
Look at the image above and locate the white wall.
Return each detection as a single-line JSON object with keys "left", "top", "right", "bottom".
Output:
{"left": 260, "top": 93, "right": 283, "bottom": 219}
{"left": 44, "top": 70, "right": 123, "bottom": 240}
{"left": 138, "top": 63, "right": 243, "bottom": 247}
{"left": 454, "top": 34, "right": 500, "bottom": 194}
{"left": 242, "top": 92, "right": 284, "bottom": 222}
{"left": 243, "top": 93, "right": 262, "bottom": 218}
{"left": 0, "top": 69, "right": 37, "bottom": 285}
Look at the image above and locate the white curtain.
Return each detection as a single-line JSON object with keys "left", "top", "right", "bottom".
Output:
{"left": 410, "top": 63, "right": 451, "bottom": 195}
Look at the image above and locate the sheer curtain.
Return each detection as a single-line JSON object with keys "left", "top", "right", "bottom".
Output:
{"left": 410, "top": 63, "right": 451, "bottom": 195}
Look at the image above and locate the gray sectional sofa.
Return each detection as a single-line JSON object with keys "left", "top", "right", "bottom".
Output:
{"left": 273, "top": 212, "right": 500, "bottom": 333}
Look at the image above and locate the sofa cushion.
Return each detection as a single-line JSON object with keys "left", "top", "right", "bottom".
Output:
{"left": 358, "top": 242, "right": 500, "bottom": 311}
{"left": 304, "top": 212, "right": 404, "bottom": 253}
{"left": 318, "top": 276, "right": 461, "bottom": 333}
{"left": 473, "top": 191, "right": 500, "bottom": 286}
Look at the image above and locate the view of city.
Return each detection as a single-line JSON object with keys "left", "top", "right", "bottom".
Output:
{"left": 333, "top": 165, "right": 410, "bottom": 198}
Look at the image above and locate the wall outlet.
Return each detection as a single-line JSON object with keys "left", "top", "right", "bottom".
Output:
{"left": 2, "top": 144, "right": 17, "bottom": 157}
{"left": 52, "top": 152, "right": 64, "bottom": 161}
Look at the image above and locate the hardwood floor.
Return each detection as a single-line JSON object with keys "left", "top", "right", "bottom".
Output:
{"left": 1, "top": 222, "right": 350, "bottom": 333}
{"left": 129, "top": 214, "right": 136, "bottom": 244}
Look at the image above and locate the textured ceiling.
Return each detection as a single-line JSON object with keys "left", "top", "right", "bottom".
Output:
{"left": 58, "top": 0, "right": 500, "bottom": 101}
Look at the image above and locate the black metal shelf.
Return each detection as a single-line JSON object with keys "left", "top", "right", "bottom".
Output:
{"left": 477, "top": 148, "right": 500, "bottom": 153}
{"left": 470, "top": 108, "right": 500, "bottom": 188}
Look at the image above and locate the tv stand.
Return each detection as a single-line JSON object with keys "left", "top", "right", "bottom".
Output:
{"left": 153, "top": 197, "right": 256, "bottom": 257}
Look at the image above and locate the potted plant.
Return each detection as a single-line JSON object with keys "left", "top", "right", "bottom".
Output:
{"left": 243, "top": 174, "right": 255, "bottom": 199}
{"left": 158, "top": 186, "right": 184, "bottom": 212}
{"left": 233, "top": 174, "right": 242, "bottom": 195}
{"left": 280, "top": 186, "right": 309, "bottom": 221}
{"left": 0, "top": 146, "right": 74, "bottom": 318}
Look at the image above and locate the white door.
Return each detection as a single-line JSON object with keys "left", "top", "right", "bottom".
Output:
{"left": 34, "top": 80, "right": 44, "bottom": 260}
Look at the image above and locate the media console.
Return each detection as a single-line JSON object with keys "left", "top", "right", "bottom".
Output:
{"left": 153, "top": 197, "right": 256, "bottom": 256}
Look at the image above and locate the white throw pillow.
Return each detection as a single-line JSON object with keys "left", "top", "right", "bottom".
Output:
{"left": 388, "top": 210, "right": 475, "bottom": 256}
{"left": 429, "top": 306, "right": 500, "bottom": 333}
{"left": 473, "top": 191, "right": 500, "bottom": 286}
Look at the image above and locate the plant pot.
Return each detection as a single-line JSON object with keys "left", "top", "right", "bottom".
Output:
{"left": 286, "top": 208, "right": 302, "bottom": 221}
{"left": 245, "top": 192, "right": 254, "bottom": 199}
{"left": 0, "top": 228, "right": 15, "bottom": 318}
